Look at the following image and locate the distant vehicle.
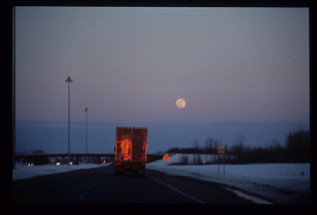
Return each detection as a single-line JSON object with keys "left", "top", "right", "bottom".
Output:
{"left": 114, "top": 127, "right": 148, "bottom": 176}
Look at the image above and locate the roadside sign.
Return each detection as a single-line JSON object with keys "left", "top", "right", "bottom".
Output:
{"left": 217, "top": 146, "right": 225, "bottom": 175}
{"left": 163, "top": 154, "right": 170, "bottom": 162}
{"left": 217, "top": 146, "right": 225, "bottom": 154}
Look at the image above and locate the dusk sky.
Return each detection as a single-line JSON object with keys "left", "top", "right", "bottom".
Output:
{"left": 15, "top": 7, "right": 309, "bottom": 124}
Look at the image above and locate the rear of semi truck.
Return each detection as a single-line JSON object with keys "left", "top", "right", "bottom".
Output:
{"left": 115, "top": 127, "right": 147, "bottom": 175}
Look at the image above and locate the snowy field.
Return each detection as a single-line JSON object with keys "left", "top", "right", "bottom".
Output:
{"left": 12, "top": 162, "right": 111, "bottom": 181}
{"left": 147, "top": 154, "right": 310, "bottom": 204}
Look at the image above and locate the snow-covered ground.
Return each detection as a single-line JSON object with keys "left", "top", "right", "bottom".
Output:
{"left": 146, "top": 154, "right": 310, "bottom": 204}
{"left": 13, "top": 162, "right": 111, "bottom": 181}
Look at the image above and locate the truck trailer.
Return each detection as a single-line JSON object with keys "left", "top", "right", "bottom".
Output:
{"left": 114, "top": 127, "right": 148, "bottom": 175}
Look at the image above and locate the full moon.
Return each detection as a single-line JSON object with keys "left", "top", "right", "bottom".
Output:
{"left": 176, "top": 98, "right": 186, "bottom": 109}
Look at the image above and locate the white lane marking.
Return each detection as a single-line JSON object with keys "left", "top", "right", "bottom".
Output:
{"left": 149, "top": 177, "right": 205, "bottom": 203}
{"left": 222, "top": 186, "right": 274, "bottom": 204}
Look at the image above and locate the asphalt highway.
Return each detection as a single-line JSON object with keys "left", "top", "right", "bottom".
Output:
{"left": 12, "top": 164, "right": 254, "bottom": 203}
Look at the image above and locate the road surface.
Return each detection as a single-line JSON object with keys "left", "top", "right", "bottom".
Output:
{"left": 13, "top": 164, "right": 254, "bottom": 203}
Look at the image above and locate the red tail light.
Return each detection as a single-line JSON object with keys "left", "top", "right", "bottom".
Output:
{"left": 115, "top": 162, "right": 120, "bottom": 166}
{"left": 141, "top": 163, "right": 146, "bottom": 166}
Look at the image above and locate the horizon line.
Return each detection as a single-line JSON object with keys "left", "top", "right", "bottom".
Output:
{"left": 15, "top": 120, "right": 310, "bottom": 124}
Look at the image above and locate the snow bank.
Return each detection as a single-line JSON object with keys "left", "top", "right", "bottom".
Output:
{"left": 13, "top": 162, "right": 111, "bottom": 181}
{"left": 147, "top": 154, "right": 310, "bottom": 204}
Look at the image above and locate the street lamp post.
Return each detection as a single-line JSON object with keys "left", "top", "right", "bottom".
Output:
{"left": 85, "top": 107, "right": 88, "bottom": 163}
{"left": 65, "top": 76, "right": 73, "bottom": 163}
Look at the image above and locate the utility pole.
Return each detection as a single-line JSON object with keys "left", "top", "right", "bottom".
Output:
{"left": 217, "top": 154, "right": 219, "bottom": 174}
{"left": 65, "top": 76, "right": 73, "bottom": 163}
{"left": 223, "top": 157, "right": 225, "bottom": 175}
{"left": 12, "top": 7, "right": 16, "bottom": 169}
{"left": 85, "top": 107, "right": 88, "bottom": 163}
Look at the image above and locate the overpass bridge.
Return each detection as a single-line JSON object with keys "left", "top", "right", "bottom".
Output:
{"left": 15, "top": 153, "right": 164, "bottom": 165}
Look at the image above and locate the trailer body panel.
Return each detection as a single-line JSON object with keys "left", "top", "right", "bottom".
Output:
{"left": 115, "top": 127, "right": 147, "bottom": 174}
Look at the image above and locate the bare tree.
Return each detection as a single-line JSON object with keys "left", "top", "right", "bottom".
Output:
{"left": 285, "top": 129, "right": 309, "bottom": 162}
{"left": 179, "top": 154, "right": 189, "bottom": 165}
{"left": 205, "top": 138, "right": 213, "bottom": 153}
{"left": 192, "top": 140, "right": 200, "bottom": 153}
{"left": 193, "top": 153, "right": 203, "bottom": 165}
{"left": 230, "top": 134, "right": 246, "bottom": 162}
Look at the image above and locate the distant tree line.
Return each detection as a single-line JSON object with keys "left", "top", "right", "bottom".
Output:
{"left": 18, "top": 149, "right": 51, "bottom": 165}
{"left": 167, "top": 137, "right": 225, "bottom": 154}
{"left": 167, "top": 129, "right": 310, "bottom": 164}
